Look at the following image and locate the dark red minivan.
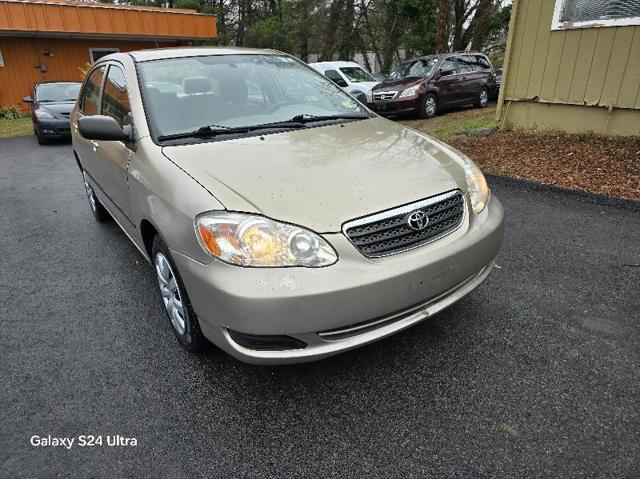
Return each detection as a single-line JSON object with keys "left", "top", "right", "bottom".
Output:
{"left": 367, "top": 52, "right": 497, "bottom": 118}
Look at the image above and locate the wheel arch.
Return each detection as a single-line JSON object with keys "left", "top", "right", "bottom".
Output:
{"left": 140, "top": 218, "right": 160, "bottom": 261}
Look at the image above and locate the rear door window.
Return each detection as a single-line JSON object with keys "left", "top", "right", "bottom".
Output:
{"left": 457, "top": 56, "right": 476, "bottom": 73}
{"left": 80, "top": 66, "right": 105, "bottom": 115}
{"left": 101, "top": 65, "right": 131, "bottom": 128}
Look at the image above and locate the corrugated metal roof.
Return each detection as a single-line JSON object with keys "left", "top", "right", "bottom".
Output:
{"left": 0, "top": 0, "right": 216, "bottom": 40}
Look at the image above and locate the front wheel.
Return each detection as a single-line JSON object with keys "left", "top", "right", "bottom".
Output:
{"left": 420, "top": 94, "right": 438, "bottom": 119}
{"left": 476, "top": 87, "right": 489, "bottom": 108}
{"left": 152, "top": 236, "right": 210, "bottom": 352}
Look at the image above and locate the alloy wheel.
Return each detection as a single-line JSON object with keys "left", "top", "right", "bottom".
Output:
{"left": 425, "top": 97, "right": 436, "bottom": 116}
{"left": 480, "top": 89, "right": 488, "bottom": 107}
{"left": 155, "top": 252, "right": 186, "bottom": 335}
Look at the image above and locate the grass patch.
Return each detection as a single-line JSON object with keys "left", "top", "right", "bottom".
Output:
{"left": 0, "top": 117, "right": 32, "bottom": 138}
{"left": 430, "top": 116, "right": 497, "bottom": 140}
{"left": 399, "top": 104, "right": 498, "bottom": 141}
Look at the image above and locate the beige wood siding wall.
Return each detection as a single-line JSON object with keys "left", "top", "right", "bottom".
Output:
{"left": 502, "top": 0, "right": 640, "bottom": 110}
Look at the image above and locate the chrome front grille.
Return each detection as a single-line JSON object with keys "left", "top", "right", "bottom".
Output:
{"left": 373, "top": 91, "right": 398, "bottom": 101}
{"left": 342, "top": 190, "right": 465, "bottom": 258}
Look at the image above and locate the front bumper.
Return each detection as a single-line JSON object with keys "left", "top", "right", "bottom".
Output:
{"left": 368, "top": 96, "right": 420, "bottom": 116}
{"left": 36, "top": 119, "right": 71, "bottom": 136}
{"left": 172, "top": 195, "right": 504, "bottom": 364}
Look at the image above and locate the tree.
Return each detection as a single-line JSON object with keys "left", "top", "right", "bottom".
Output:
{"left": 90, "top": 0, "right": 511, "bottom": 72}
{"left": 435, "top": 0, "right": 449, "bottom": 53}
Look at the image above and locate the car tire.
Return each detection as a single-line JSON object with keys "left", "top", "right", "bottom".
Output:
{"left": 476, "top": 87, "right": 489, "bottom": 108}
{"left": 152, "top": 235, "right": 210, "bottom": 352}
{"left": 82, "top": 171, "right": 110, "bottom": 222}
{"left": 420, "top": 93, "right": 438, "bottom": 119}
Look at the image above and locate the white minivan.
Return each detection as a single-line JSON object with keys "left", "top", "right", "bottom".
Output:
{"left": 308, "top": 61, "right": 379, "bottom": 103}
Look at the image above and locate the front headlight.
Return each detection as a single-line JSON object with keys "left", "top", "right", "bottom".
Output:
{"left": 195, "top": 212, "right": 338, "bottom": 268}
{"left": 464, "top": 159, "right": 490, "bottom": 214}
{"left": 366, "top": 89, "right": 373, "bottom": 103}
{"left": 35, "top": 109, "right": 55, "bottom": 120}
{"left": 399, "top": 85, "right": 420, "bottom": 98}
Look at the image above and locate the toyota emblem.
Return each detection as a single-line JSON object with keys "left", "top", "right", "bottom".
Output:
{"left": 406, "top": 210, "right": 429, "bottom": 231}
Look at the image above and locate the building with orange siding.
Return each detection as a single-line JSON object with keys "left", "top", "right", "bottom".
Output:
{"left": 0, "top": 0, "right": 216, "bottom": 111}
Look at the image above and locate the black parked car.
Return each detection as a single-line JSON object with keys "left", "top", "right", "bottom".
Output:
{"left": 23, "top": 82, "right": 81, "bottom": 144}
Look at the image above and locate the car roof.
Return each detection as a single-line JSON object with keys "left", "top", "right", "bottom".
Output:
{"left": 398, "top": 51, "right": 488, "bottom": 66}
{"left": 309, "top": 61, "right": 362, "bottom": 68}
{"left": 124, "top": 46, "right": 281, "bottom": 62}
{"left": 35, "top": 81, "right": 81, "bottom": 86}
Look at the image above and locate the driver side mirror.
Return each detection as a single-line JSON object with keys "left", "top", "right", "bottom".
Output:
{"left": 23, "top": 96, "right": 33, "bottom": 103}
{"left": 332, "top": 77, "right": 348, "bottom": 88}
{"left": 78, "top": 115, "right": 130, "bottom": 142}
{"left": 439, "top": 68, "right": 455, "bottom": 77}
{"left": 324, "top": 69, "right": 348, "bottom": 88}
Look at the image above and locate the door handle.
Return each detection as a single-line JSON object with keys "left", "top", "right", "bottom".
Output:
{"left": 90, "top": 140, "right": 99, "bottom": 151}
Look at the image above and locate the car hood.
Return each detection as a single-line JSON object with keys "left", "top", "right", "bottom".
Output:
{"left": 351, "top": 81, "right": 379, "bottom": 92}
{"left": 373, "top": 77, "right": 424, "bottom": 91}
{"left": 161, "top": 117, "right": 467, "bottom": 233}
{"left": 36, "top": 101, "right": 74, "bottom": 117}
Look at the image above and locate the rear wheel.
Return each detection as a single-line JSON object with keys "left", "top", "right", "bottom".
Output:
{"left": 420, "top": 93, "right": 438, "bottom": 119}
{"left": 152, "top": 236, "right": 210, "bottom": 352}
{"left": 82, "top": 171, "right": 110, "bottom": 222}
{"left": 476, "top": 87, "right": 489, "bottom": 108}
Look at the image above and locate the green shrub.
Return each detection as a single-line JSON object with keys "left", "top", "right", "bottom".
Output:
{"left": 0, "top": 106, "right": 23, "bottom": 120}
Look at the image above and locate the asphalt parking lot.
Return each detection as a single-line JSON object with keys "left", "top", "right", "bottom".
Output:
{"left": 1, "top": 136, "right": 639, "bottom": 478}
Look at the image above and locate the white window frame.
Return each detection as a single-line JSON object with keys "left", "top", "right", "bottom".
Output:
{"left": 552, "top": 0, "right": 640, "bottom": 30}
{"left": 89, "top": 47, "right": 120, "bottom": 63}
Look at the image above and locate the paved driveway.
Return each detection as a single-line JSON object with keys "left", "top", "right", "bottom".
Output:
{"left": 1, "top": 136, "right": 639, "bottom": 478}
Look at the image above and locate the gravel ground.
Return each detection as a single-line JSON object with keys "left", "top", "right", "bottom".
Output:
{"left": 1, "top": 136, "right": 639, "bottom": 478}
{"left": 449, "top": 131, "right": 640, "bottom": 202}
{"left": 400, "top": 103, "right": 640, "bottom": 202}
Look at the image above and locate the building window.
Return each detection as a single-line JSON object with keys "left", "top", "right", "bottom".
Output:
{"left": 89, "top": 48, "right": 119, "bottom": 63}
{"left": 552, "top": 0, "right": 640, "bottom": 30}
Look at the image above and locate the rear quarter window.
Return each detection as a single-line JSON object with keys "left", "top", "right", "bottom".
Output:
{"left": 476, "top": 56, "right": 492, "bottom": 70}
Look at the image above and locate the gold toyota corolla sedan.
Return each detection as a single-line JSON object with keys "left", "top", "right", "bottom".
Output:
{"left": 71, "top": 47, "right": 504, "bottom": 364}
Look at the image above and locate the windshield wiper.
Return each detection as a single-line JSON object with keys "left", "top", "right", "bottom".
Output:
{"left": 157, "top": 121, "right": 306, "bottom": 142}
{"left": 288, "top": 113, "right": 370, "bottom": 123}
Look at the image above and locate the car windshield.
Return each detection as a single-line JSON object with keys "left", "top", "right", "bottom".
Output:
{"left": 138, "top": 54, "right": 368, "bottom": 139}
{"left": 339, "top": 66, "right": 376, "bottom": 83}
{"left": 36, "top": 83, "right": 81, "bottom": 102}
{"left": 388, "top": 58, "right": 438, "bottom": 81}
